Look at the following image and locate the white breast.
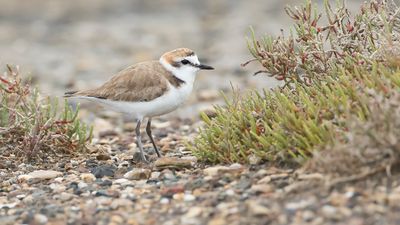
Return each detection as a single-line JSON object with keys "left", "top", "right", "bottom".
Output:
{"left": 80, "top": 82, "right": 193, "bottom": 120}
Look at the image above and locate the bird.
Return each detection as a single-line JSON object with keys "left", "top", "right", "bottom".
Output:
{"left": 64, "top": 48, "right": 214, "bottom": 163}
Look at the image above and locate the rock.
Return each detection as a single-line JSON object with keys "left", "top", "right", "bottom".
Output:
{"left": 96, "top": 154, "right": 111, "bottom": 161}
{"left": 150, "top": 171, "right": 161, "bottom": 179}
{"left": 183, "top": 194, "right": 196, "bottom": 202}
{"left": 173, "top": 193, "right": 184, "bottom": 201}
{"left": 124, "top": 168, "right": 151, "bottom": 180}
{"left": 110, "top": 214, "right": 125, "bottom": 224}
{"left": 49, "top": 183, "right": 66, "bottom": 193}
{"left": 257, "top": 173, "right": 289, "bottom": 184}
{"left": 16, "top": 194, "right": 26, "bottom": 200}
{"left": 99, "top": 179, "right": 113, "bottom": 187}
{"left": 80, "top": 173, "right": 96, "bottom": 183}
{"left": 18, "top": 170, "right": 62, "bottom": 183}
{"left": 17, "top": 175, "right": 32, "bottom": 183}
{"left": 203, "top": 164, "right": 243, "bottom": 177}
{"left": 155, "top": 157, "right": 193, "bottom": 170}
{"left": 110, "top": 198, "right": 134, "bottom": 209}
{"left": 33, "top": 214, "right": 48, "bottom": 225}
{"left": 208, "top": 218, "right": 226, "bottom": 225}
{"left": 22, "top": 195, "right": 34, "bottom": 204}
{"left": 249, "top": 155, "right": 262, "bottom": 165}
{"left": 321, "top": 205, "right": 340, "bottom": 219}
{"left": 59, "top": 192, "right": 74, "bottom": 201}
{"left": 0, "top": 202, "right": 17, "bottom": 209}
{"left": 160, "top": 198, "right": 170, "bottom": 204}
{"left": 184, "top": 206, "right": 203, "bottom": 218}
{"left": 91, "top": 165, "right": 116, "bottom": 178}
{"left": 78, "top": 182, "right": 88, "bottom": 190}
{"left": 203, "top": 166, "right": 229, "bottom": 176}
{"left": 250, "top": 184, "right": 273, "bottom": 194}
{"left": 248, "top": 201, "right": 271, "bottom": 215}
{"left": 160, "top": 185, "right": 185, "bottom": 198}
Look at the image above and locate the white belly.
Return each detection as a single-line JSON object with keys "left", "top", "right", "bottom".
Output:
{"left": 80, "top": 83, "right": 193, "bottom": 120}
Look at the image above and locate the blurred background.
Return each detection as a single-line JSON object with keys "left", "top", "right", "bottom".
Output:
{"left": 0, "top": 0, "right": 365, "bottom": 120}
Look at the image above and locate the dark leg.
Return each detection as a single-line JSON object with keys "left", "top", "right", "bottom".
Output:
{"left": 135, "top": 119, "right": 148, "bottom": 163}
{"left": 146, "top": 118, "right": 161, "bottom": 157}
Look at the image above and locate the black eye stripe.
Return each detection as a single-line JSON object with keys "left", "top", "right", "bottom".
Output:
{"left": 181, "top": 59, "right": 190, "bottom": 65}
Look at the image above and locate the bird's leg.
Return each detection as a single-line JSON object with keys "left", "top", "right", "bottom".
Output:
{"left": 146, "top": 118, "right": 162, "bottom": 157}
{"left": 135, "top": 119, "right": 148, "bottom": 163}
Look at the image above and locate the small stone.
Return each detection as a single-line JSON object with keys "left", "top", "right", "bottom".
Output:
{"left": 321, "top": 205, "right": 338, "bottom": 219}
{"left": 302, "top": 210, "right": 315, "bottom": 222}
{"left": 96, "top": 154, "right": 111, "bottom": 161}
{"left": 113, "top": 178, "right": 130, "bottom": 185}
{"left": 203, "top": 164, "right": 243, "bottom": 177}
{"left": 208, "top": 218, "right": 226, "bottom": 225}
{"left": 225, "top": 189, "right": 235, "bottom": 196}
{"left": 49, "top": 183, "right": 66, "bottom": 193}
{"left": 15, "top": 194, "right": 26, "bottom": 200}
{"left": 27, "top": 170, "right": 62, "bottom": 181}
{"left": 124, "top": 168, "right": 151, "bottom": 180}
{"left": 110, "top": 198, "right": 133, "bottom": 209}
{"left": 99, "top": 179, "right": 113, "bottom": 187}
{"left": 173, "top": 193, "right": 184, "bottom": 201}
{"left": 17, "top": 175, "right": 32, "bottom": 183}
{"left": 54, "top": 177, "right": 64, "bottom": 183}
{"left": 91, "top": 165, "right": 116, "bottom": 178}
{"left": 249, "top": 154, "right": 262, "bottom": 165}
{"left": 184, "top": 207, "right": 203, "bottom": 218}
{"left": 183, "top": 194, "right": 196, "bottom": 202}
{"left": 155, "top": 157, "right": 193, "bottom": 170}
{"left": 150, "top": 172, "right": 161, "bottom": 179}
{"left": 78, "top": 182, "right": 88, "bottom": 190}
{"left": 80, "top": 173, "right": 96, "bottom": 183}
{"left": 248, "top": 201, "right": 270, "bottom": 215}
{"left": 110, "top": 214, "right": 125, "bottom": 224}
{"left": 160, "top": 198, "right": 170, "bottom": 204}
{"left": 59, "top": 192, "right": 74, "bottom": 201}
{"left": 250, "top": 184, "right": 273, "bottom": 194}
{"left": 33, "top": 214, "right": 48, "bottom": 225}
{"left": 160, "top": 185, "right": 185, "bottom": 198}
{"left": 203, "top": 166, "right": 229, "bottom": 176}
{"left": 22, "top": 195, "right": 33, "bottom": 204}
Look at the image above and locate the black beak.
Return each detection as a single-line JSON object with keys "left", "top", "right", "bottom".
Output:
{"left": 197, "top": 64, "right": 214, "bottom": 70}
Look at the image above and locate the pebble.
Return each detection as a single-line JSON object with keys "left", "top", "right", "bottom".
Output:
{"left": 321, "top": 205, "right": 339, "bottom": 219}
{"left": 33, "top": 214, "right": 48, "bottom": 225}
{"left": 91, "top": 165, "right": 116, "bottom": 178}
{"left": 124, "top": 168, "right": 151, "bottom": 180}
{"left": 78, "top": 182, "right": 88, "bottom": 190}
{"left": 250, "top": 184, "right": 273, "bottom": 194}
{"left": 59, "top": 192, "right": 74, "bottom": 201}
{"left": 27, "top": 170, "right": 62, "bottom": 181}
{"left": 184, "top": 207, "right": 203, "bottom": 218}
{"left": 248, "top": 201, "right": 271, "bottom": 215}
{"left": 203, "top": 164, "right": 243, "bottom": 177}
{"left": 155, "top": 157, "right": 193, "bottom": 170}
{"left": 80, "top": 173, "right": 96, "bottom": 183}
{"left": 160, "top": 198, "right": 170, "bottom": 204}
{"left": 183, "top": 194, "right": 196, "bottom": 202}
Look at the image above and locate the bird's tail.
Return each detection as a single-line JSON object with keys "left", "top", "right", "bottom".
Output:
{"left": 64, "top": 90, "right": 79, "bottom": 98}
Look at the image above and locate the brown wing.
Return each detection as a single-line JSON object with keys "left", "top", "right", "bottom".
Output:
{"left": 73, "top": 61, "right": 170, "bottom": 102}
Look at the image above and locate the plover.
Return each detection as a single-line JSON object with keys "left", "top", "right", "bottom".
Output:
{"left": 65, "top": 48, "right": 214, "bottom": 162}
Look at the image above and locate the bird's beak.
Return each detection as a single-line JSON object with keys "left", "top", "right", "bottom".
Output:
{"left": 197, "top": 64, "right": 214, "bottom": 70}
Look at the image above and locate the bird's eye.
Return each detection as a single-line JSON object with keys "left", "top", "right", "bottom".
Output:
{"left": 181, "top": 59, "right": 190, "bottom": 65}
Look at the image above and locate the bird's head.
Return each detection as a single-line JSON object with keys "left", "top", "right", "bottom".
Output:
{"left": 160, "top": 48, "right": 214, "bottom": 77}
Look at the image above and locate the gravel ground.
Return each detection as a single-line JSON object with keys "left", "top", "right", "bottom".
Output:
{"left": 1, "top": 118, "right": 400, "bottom": 225}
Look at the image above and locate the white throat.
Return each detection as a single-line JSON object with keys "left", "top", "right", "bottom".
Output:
{"left": 159, "top": 58, "right": 197, "bottom": 85}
